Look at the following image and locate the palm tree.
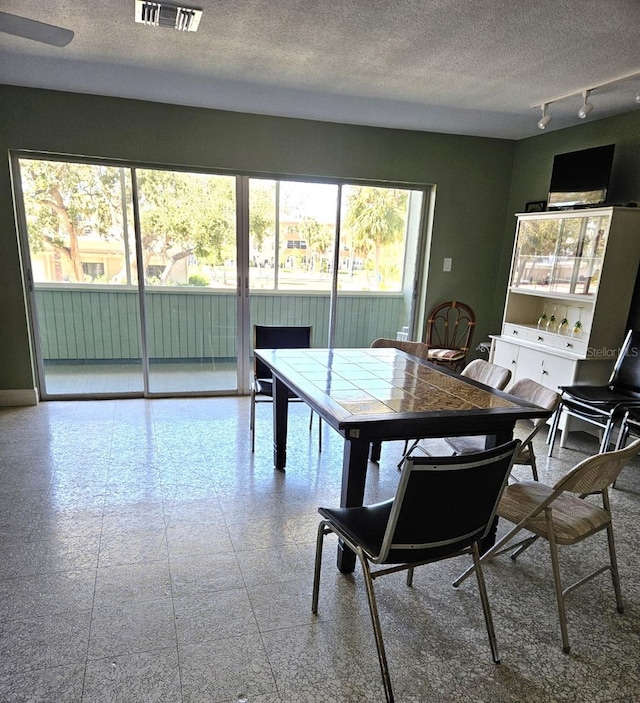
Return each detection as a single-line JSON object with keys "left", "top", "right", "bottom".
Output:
{"left": 343, "top": 187, "right": 407, "bottom": 287}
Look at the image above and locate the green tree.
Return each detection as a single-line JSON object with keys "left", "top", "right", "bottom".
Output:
{"left": 343, "top": 186, "right": 407, "bottom": 286}
{"left": 299, "top": 216, "right": 333, "bottom": 271}
{"left": 136, "top": 169, "right": 236, "bottom": 285}
{"left": 21, "top": 159, "right": 124, "bottom": 282}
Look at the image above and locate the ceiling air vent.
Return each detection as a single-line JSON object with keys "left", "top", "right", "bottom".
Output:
{"left": 135, "top": 1, "right": 202, "bottom": 32}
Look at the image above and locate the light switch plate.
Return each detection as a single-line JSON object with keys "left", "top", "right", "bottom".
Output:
{"left": 443, "top": 258, "right": 452, "bottom": 272}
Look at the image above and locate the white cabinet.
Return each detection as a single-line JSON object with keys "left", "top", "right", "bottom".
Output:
{"left": 491, "top": 207, "right": 640, "bottom": 437}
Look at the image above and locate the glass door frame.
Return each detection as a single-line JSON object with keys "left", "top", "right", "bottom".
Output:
{"left": 12, "top": 151, "right": 433, "bottom": 400}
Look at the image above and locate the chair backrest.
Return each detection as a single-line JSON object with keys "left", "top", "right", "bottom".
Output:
{"left": 507, "top": 378, "right": 560, "bottom": 428}
{"left": 254, "top": 325, "right": 312, "bottom": 380}
{"left": 370, "top": 338, "right": 428, "bottom": 359}
{"left": 608, "top": 329, "right": 640, "bottom": 395}
{"left": 554, "top": 436, "right": 640, "bottom": 495}
{"left": 461, "top": 359, "right": 512, "bottom": 390}
{"left": 376, "top": 440, "right": 520, "bottom": 563}
{"left": 426, "top": 301, "right": 475, "bottom": 353}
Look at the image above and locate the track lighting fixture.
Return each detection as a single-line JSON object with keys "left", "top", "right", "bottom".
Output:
{"left": 533, "top": 69, "right": 640, "bottom": 130}
{"left": 537, "top": 104, "right": 551, "bottom": 130}
{"left": 578, "top": 90, "right": 593, "bottom": 119}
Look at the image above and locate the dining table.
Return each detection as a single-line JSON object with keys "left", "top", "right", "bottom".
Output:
{"left": 254, "top": 346, "right": 552, "bottom": 573}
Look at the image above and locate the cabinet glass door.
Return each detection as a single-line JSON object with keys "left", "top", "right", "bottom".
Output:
{"left": 572, "top": 215, "right": 608, "bottom": 295}
{"left": 511, "top": 214, "right": 609, "bottom": 297}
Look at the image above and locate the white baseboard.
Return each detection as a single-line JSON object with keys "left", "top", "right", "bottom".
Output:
{"left": 0, "top": 388, "right": 39, "bottom": 407}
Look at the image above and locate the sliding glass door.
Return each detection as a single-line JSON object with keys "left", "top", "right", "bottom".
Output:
{"left": 248, "top": 179, "right": 338, "bottom": 345}
{"left": 334, "top": 184, "right": 423, "bottom": 346}
{"left": 248, "top": 177, "right": 423, "bottom": 349}
{"left": 17, "top": 158, "right": 146, "bottom": 396}
{"left": 134, "top": 168, "right": 238, "bottom": 393}
{"left": 14, "top": 155, "right": 431, "bottom": 399}
{"left": 16, "top": 158, "right": 240, "bottom": 397}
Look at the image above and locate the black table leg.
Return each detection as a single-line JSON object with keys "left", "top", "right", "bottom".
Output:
{"left": 337, "top": 437, "right": 370, "bottom": 573}
{"left": 369, "top": 441, "right": 382, "bottom": 462}
{"left": 272, "top": 376, "right": 289, "bottom": 470}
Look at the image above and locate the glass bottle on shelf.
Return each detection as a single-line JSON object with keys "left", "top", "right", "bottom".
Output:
{"left": 559, "top": 307, "right": 569, "bottom": 335}
{"left": 546, "top": 306, "right": 557, "bottom": 333}
{"left": 572, "top": 308, "right": 583, "bottom": 337}
{"left": 537, "top": 304, "right": 548, "bottom": 330}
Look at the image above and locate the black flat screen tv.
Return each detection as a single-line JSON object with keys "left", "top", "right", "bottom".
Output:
{"left": 547, "top": 144, "right": 615, "bottom": 209}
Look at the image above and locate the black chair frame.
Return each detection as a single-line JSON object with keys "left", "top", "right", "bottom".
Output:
{"left": 312, "top": 440, "right": 521, "bottom": 703}
{"left": 548, "top": 329, "right": 640, "bottom": 456}
{"left": 250, "top": 324, "right": 321, "bottom": 452}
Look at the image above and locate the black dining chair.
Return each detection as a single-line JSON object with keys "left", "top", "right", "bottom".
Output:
{"left": 312, "top": 440, "right": 521, "bottom": 703}
{"left": 250, "top": 324, "right": 321, "bottom": 452}
{"left": 547, "top": 329, "right": 640, "bottom": 456}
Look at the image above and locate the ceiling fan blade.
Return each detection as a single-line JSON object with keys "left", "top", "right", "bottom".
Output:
{"left": 0, "top": 11, "right": 74, "bottom": 47}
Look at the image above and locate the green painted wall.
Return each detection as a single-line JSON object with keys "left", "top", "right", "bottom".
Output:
{"left": 0, "top": 85, "right": 516, "bottom": 394}
{"left": 4, "top": 86, "right": 639, "bottom": 397}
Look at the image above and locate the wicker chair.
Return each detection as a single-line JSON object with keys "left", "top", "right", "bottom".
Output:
{"left": 424, "top": 301, "right": 476, "bottom": 371}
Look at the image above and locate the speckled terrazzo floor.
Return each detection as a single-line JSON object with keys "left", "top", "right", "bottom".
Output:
{"left": 0, "top": 397, "right": 638, "bottom": 702}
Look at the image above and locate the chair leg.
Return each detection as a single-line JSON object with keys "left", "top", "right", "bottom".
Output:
{"left": 599, "top": 418, "right": 617, "bottom": 453}
{"left": 509, "top": 534, "right": 539, "bottom": 560}
{"left": 359, "top": 554, "right": 395, "bottom": 703}
{"left": 250, "top": 391, "right": 256, "bottom": 453}
{"left": 406, "top": 566, "right": 414, "bottom": 587}
{"left": 605, "top": 522, "right": 625, "bottom": 613}
{"left": 309, "top": 410, "right": 322, "bottom": 452}
{"left": 397, "top": 439, "right": 421, "bottom": 470}
{"left": 544, "top": 509, "right": 571, "bottom": 653}
{"left": 547, "top": 405, "right": 563, "bottom": 457}
{"left": 600, "top": 492, "right": 625, "bottom": 614}
{"left": 613, "top": 426, "right": 629, "bottom": 488}
{"left": 471, "top": 542, "right": 501, "bottom": 664}
{"left": 312, "top": 522, "right": 329, "bottom": 614}
{"left": 528, "top": 446, "right": 539, "bottom": 481}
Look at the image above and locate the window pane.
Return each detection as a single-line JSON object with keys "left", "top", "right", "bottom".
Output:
{"left": 18, "top": 157, "right": 144, "bottom": 395}
{"left": 249, "top": 179, "right": 276, "bottom": 289}
{"left": 136, "top": 169, "right": 237, "bottom": 289}
{"left": 20, "top": 159, "right": 135, "bottom": 285}
{"left": 135, "top": 168, "right": 238, "bottom": 394}
{"left": 340, "top": 185, "right": 410, "bottom": 292}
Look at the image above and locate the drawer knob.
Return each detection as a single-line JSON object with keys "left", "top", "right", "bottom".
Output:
{"left": 512, "top": 329, "right": 518, "bottom": 335}
{"left": 566, "top": 342, "right": 573, "bottom": 348}
{"left": 537, "top": 336, "right": 543, "bottom": 341}
{"left": 542, "top": 369, "right": 548, "bottom": 375}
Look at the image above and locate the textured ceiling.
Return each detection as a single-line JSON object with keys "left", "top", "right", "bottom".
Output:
{"left": 1, "top": 0, "right": 640, "bottom": 139}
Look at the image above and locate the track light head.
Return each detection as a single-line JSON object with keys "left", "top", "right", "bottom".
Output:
{"left": 538, "top": 104, "right": 551, "bottom": 130}
{"left": 578, "top": 90, "right": 593, "bottom": 119}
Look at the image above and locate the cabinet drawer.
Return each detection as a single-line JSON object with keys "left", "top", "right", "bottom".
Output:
{"left": 526, "top": 329, "right": 554, "bottom": 346}
{"left": 554, "top": 336, "right": 587, "bottom": 356}
{"left": 501, "top": 323, "right": 529, "bottom": 341}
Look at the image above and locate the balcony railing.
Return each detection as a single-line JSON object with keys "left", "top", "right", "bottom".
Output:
{"left": 34, "top": 285, "right": 407, "bottom": 360}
